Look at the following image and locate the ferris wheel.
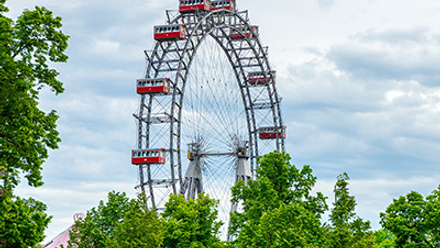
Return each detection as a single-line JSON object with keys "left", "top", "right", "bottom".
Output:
{"left": 131, "top": 0, "right": 285, "bottom": 237}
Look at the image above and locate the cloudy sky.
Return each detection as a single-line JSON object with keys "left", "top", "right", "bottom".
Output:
{"left": 6, "top": 0, "right": 440, "bottom": 242}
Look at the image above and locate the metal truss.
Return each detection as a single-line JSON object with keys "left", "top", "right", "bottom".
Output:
{"left": 134, "top": 8, "right": 285, "bottom": 231}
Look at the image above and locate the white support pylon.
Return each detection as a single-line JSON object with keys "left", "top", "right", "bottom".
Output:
{"left": 181, "top": 143, "right": 204, "bottom": 200}
{"left": 228, "top": 146, "right": 252, "bottom": 241}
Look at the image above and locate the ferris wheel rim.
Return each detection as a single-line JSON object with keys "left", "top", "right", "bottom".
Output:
{"left": 138, "top": 9, "right": 284, "bottom": 210}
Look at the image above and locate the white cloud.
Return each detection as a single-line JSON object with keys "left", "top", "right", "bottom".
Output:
{"left": 317, "top": 0, "right": 335, "bottom": 9}
{"left": 327, "top": 28, "right": 440, "bottom": 86}
{"left": 92, "top": 40, "right": 121, "bottom": 55}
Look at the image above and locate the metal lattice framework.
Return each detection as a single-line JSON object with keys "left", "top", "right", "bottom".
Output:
{"left": 134, "top": 7, "right": 284, "bottom": 237}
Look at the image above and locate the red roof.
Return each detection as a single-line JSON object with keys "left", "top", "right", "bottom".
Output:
{"left": 43, "top": 225, "right": 74, "bottom": 248}
{"left": 43, "top": 213, "right": 84, "bottom": 248}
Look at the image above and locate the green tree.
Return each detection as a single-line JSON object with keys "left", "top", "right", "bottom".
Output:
{"left": 106, "top": 195, "right": 164, "bottom": 248}
{"left": 162, "top": 193, "right": 224, "bottom": 248}
{"left": 230, "top": 151, "right": 328, "bottom": 247}
{"left": 68, "top": 191, "right": 132, "bottom": 248}
{"left": 0, "top": 195, "right": 51, "bottom": 248}
{"left": 0, "top": 1, "right": 67, "bottom": 247}
{"left": 374, "top": 229, "right": 395, "bottom": 248}
{"left": 379, "top": 187, "right": 440, "bottom": 248}
{"left": 0, "top": 0, "right": 69, "bottom": 190}
{"left": 0, "top": 168, "right": 4, "bottom": 196}
{"left": 329, "top": 173, "right": 374, "bottom": 248}
{"left": 68, "top": 192, "right": 164, "bottom": 248}
{"left": 424, "top": 185, "right": 440, "bottom": 246}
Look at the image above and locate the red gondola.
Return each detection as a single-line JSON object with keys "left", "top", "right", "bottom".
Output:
{"left": 154, "top": 24, "right": 187, "bottom": 41}
{"left": 247, "top": 70, "right": 276, "bottom": 85}
{"left": 137, "top": 78, "right": 171, "bottom": 94}
{"left": 258, "top": 126, "right": 286, "bottom": 139}
{"left": 230, "top": 26, "right": 259, "bottom": 40}
{"left": 131, "top": 149, "right": 166, "bottom": 165}
{"left": 179, "top": 0, "right": 211, "bottom": 13}
{"left": 211, "top": 0, "right": 235, "bottom": 11}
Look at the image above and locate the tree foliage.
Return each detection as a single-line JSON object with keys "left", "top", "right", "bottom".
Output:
{"left": 0, "top": 1, "right": 67, "bottom": 247}
{"left": 229, "top": 151, "right": 328, "bottom": 247}
{"left": 329, "top": 173, "right": 374, "bottom": 248}
{"left": 380, "top": 191, "right": 426, "bottom": 247}
{"left": 0, "top": 0, "right": 69, "bottom": 189}
{"left": 69, "top": 191, "right": 224, "bottom": 248}
{"left": 380, "top": 185, "right": 440, "bottom": 248}
{"left": 106, "top": 195, "right": 164, "bottom": 248}
{"left": 0, "top": 195, "right": 51, "bottom": 248}
{"left": 374, "top": 229, "right": 395, "bottom": 248}
{"left": 424, "top": 186, "right": 440, "bottom": 246}
{"left": 66, "top": 153, "right": 427, "bottom": 248}
{"left": 162, "top": 193, "right": 224, "bottom": 248}
{"left": 68, "top": 191, "right": 133, "bottom": 248}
